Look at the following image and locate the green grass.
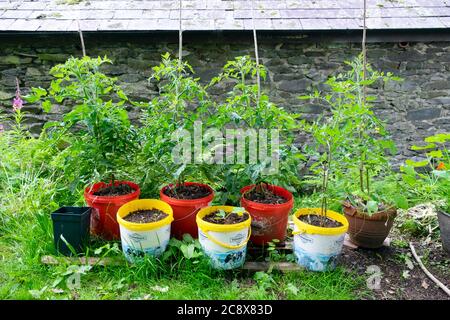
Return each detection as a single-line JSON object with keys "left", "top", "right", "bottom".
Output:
{"left": 0, "top": 245, "right": 365, "bottom": 300}
{"left": 0, "top": 205, "right": 366, "bottom": 300}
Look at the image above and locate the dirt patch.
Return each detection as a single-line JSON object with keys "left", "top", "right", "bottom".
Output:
{"left": 123, "top": 209, "right": 168, "bottom": 223}
{"left": 164, "top": 184, "right": 211, "bottom": 200}
{"left": 243, "top": 184, "right": 287, "bottom": 204}
{"left": 203, "top": 210, "right": 249, "bottom": 225}
{"left": 93, "top": 183, "right": 134, "bottom": 196}
{"left": 341, "top": 240, "right": 450, "bottom": 300}
{"left": 299, "top": 214, "right": 343, "bottom": 228}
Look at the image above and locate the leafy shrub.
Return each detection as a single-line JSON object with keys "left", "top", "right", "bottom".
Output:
{"left": 28, "top": 56, "right": 137, "bottom": 190}
{"left": 205, "top": 56, "right": 303, "bottom": 204}
{"left": 302, "top": 55, "right": 404, "bottom": 214}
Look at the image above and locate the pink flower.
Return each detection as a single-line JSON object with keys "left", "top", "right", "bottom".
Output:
{"left": 0, "top": 123, "right": 4, "bottom": 134}
{"left": 12, "top": 97, "right": 23, "bottom": 111}
{"left": 12, "top": 77, "right": 23, "bottom": 111}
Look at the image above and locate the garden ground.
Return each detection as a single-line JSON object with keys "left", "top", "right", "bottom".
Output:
{"left": 1, "top": 200, "right": 448, "bottom": 300}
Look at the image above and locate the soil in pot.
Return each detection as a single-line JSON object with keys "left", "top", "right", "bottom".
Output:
{"left": 203, "top": 210, "right": 250, "bottom": 225}
{"left": 123, "top": 209, "right": 168, "bottom": 224}
{"left": 299, "top": 214, "right": 343, "bottom": 228}
{"left": 243, "top": 183, "right": 287, "bottom": 204}
{"left": 163, "top": 184, "right": 212, "bottom": 200}
{"left": 93, "top": 183, "right": 135, "bottom": 196}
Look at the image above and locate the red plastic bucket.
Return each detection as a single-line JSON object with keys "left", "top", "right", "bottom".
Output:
{"left": 160, "top": 182, "right": 214, "bottom": 239}
{"left": 240, "top": 184, "right": 294, "bottom": 246}
{"left": 84, "top": 181, "right": 140, "bottom": 240}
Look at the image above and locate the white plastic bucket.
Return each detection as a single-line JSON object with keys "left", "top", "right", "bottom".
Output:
{"left": 117, "top": 199, "right": 173, "bottom": 262}
{"left": 196, "top": 206, "right": 251, "bottom": 270}
{"left": 292, "top": 208, "right": 348, "bottom": 272}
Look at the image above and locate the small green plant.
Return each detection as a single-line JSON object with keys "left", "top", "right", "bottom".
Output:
{"left": 212, "top": 207, "right": 245, "bottom": 221}
{"left": 137, "top": 53, "right": 212, "bottom": 194}
{"left": 303, "top": 55, "right": 402, "bottom": 215}
{"left": 28, "top": 56, "right": 137, "bottom": 190}
{"left": 206, "top": 56, "right": 303, "bottom": 204}
{"left": 402, "top": 132, "right": 450, "bottom": 213}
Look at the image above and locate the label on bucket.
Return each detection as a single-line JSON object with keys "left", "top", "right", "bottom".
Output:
{"left": 198, "top": 229, "right": 247, "bottom": 270}
{"left": 293, "top": 233, "right": 345, "bottom": 272}
{"left": 119, "top": 225, "right": 170, "bottom": 262}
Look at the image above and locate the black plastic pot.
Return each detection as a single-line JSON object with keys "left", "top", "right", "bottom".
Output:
{"left": 438, "top": 211, "right": 450, "bottom": 255}
{"left": 51, "top": 207, "right": 91, "bottom": 256}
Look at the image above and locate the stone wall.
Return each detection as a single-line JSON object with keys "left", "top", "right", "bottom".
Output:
{"left": 0, "top": 32, "right": 449, "bottom": 164}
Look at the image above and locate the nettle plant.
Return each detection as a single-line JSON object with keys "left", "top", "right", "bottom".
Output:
{"left": 137, "top": 53, "right": 212, "bottom": 193}
{"left": 402, "top": 132, "right": 450, "bottom": 212}
{"left": 29, "top": 56, "right": 137, "bottom": 190}
{"left": 206, "top": 56, "right": 303, "bottom": 204}
{"left": 305, "top": 55, "right": 402, "bottom": 215}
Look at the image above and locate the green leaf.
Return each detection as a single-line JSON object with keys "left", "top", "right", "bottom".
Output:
{"left": 405, "top": 159, "right": 429, "bottom": 168}
{"left": 42, "top": 100, "right": 52, "bottom": 112}
{"left": 366, "top": 200, "right": 378, "bottom": 215}
{"left": 116, "top": 90, "right": 128, "bottom": 101}
{"left": 411, "top": 143, "right": 436, "bottom": 150}
{"left": 425, "top": 133, "right": 450, "bottom": 144}
{"left": 427, "top": 150, "right": 443, "bottom": 158}
{"left": 43, "top": 121, "right": 60, "bottom": 129}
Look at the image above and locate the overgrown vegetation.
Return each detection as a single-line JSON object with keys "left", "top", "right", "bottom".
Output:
{"left": 0, "top": 53, "right": 448, "bottom": 300}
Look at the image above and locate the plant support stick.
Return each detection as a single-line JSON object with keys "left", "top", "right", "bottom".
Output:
{"left": 409, "top": 242, "right": 450, "bottom": 296}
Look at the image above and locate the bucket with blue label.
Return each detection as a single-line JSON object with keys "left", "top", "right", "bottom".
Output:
{"left": 292, "top": 208, "right": 348, "bottom": 272}
{"left": 196, "top": 206, "right": 251, "bottom": 270}
{"left": 117, "top": 199, "right": 173, "bottom": 262}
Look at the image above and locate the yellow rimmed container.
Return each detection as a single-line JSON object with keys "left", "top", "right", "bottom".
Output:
{"left": 292, "top": 208, "right": 349, "bottom": 272}
{"left": 117, "top": 199, "right": 173, "bottom": 262}
{"left": 196, "top": 206, "right": 252, "bottom": 270}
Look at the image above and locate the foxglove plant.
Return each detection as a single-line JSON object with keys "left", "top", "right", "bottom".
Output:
{"left": 12, "top": 77, "right": 25, "bottom": 132}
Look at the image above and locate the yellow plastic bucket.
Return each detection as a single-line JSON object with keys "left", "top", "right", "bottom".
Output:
{"left": 117, "top": 199, "right": 173, "bottom": 261}
{"left": 292, "top": 208, "right": 348, "bottom": 271}
{"left": 196, "top": 206, "right": 251, "bottom": 269}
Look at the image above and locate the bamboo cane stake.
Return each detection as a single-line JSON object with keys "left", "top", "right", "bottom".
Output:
{"left": 409, "top": 242, "right": 450, "bottom": 297}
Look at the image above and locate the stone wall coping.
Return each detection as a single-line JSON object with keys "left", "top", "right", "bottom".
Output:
{"left": 0, "top": 0, "right": 450, "bottom": 32}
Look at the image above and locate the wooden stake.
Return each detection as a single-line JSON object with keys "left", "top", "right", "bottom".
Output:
{"left": 409, "top": 242, "right": 450, "bottom": 297}
{"left": 251, "top": 0, "right": 261, "bottom": 103}
{"left": 77, "top": 20, "right": 86, "bottom": 57}
{"left": 178, "top": 0, "right": 183, "bottom": 70}
{"left": 41, "top": 255, "right": 125, "bottom": 266}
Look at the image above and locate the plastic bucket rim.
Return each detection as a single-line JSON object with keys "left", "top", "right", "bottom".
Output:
{"left": 196, "top": 206, "right": 252, "bottom": 233}
{"left": 84, "top": 181, "right": 141, "bottom": 204}
{"left": 293, "top": 208, "right": 349, "bottom": 235}
{"left": 117, "top": 199, "right": 174, "bottom": 232}
{"left": 160, "top": 182, "right": 214, "bottom": 205}
{"left": 240, "top": 184, "right": 294, "bottom": 209}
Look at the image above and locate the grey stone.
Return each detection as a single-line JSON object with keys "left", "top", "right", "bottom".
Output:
{"left": 37, "top": 53, "right": 69, "bottom": 62}
{"left": 424, "top": 80, "right": 450, "bottom": 91}
{"left": 406, "top": 108, "right": 442, "bottom": 121}
{"left": 0, "top": 90, "right": 13, "bottom": 101}
{"left": 278, "top": 79, "right": 311, "bottom": 92}
{"left": 0, "top": 55, "right": 32, "bottom": 65}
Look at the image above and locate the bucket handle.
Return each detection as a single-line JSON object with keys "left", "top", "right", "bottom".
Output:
{"left": 202, "top": 227, "right": 252, "bottom": 250}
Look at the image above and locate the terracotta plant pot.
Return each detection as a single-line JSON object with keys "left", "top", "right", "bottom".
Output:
{"left": 343, "top": 202, "right": 397, "bottom": 249}
{"left": 240, "top": 184, "right": 294, "bottom": 246}
{"left": 84, "top": 181, "right": 140, "bottom": 240}
{"left": 437, "top": 211, "right": 450, "bottom": 255}
{"left": 160, "top": 182, "right": 214, "bottom": 239}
